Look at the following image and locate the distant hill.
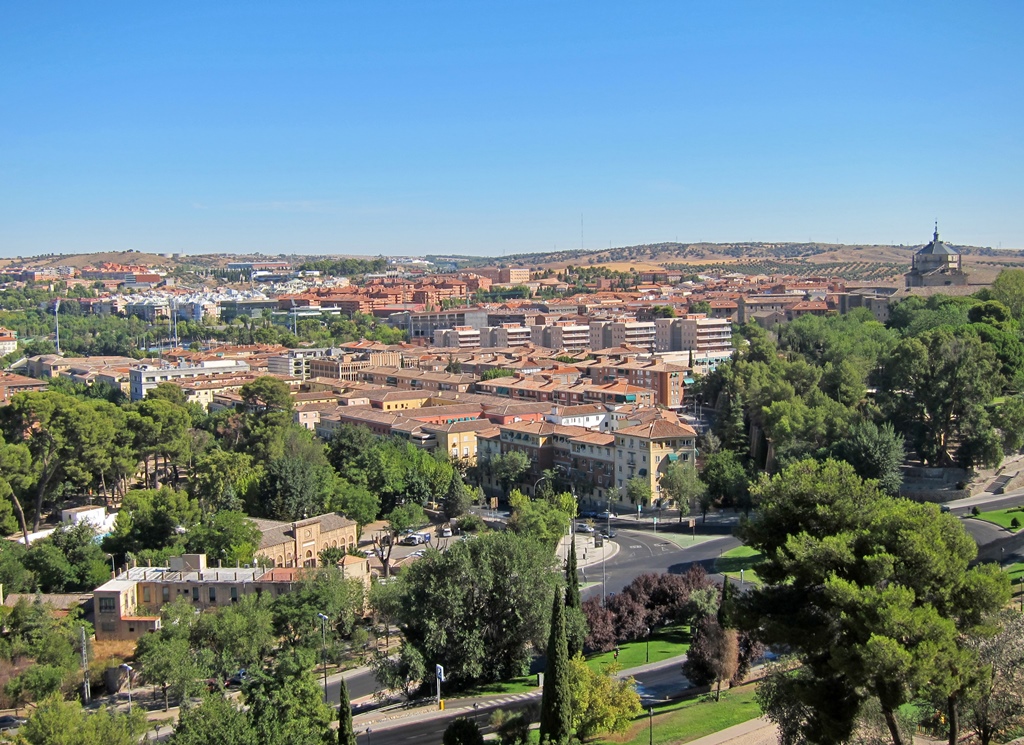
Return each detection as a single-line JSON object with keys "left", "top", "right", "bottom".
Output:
{"left": 3, "top": 241, "right": 1024, "bottom": 285}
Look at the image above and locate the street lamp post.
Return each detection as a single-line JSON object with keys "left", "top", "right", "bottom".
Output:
{"left": 317, "top": 613, "right": 330, "bottom": 703}
{"left": 645, "top": 627, "right": 651, "bottom": 664}
{"left": 365, "top": 728, "right": 372, "bottom": 745}
{"left": 120, "top": 663, "right": 133, "bottom": 711}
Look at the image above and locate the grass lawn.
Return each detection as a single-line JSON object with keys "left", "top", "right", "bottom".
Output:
{"left": 587, "top": 625, "right": 691, "bottom": 673}
{"left": 1006, "top": 563, "right": 1024, "bottom": 607}
{"left": 593, "top": 684, "right": 762, "bottom": 745}
{"left": 971, "top": 508, "right": 1024, "bottom": 532}
{"left": 714, "top": 545, "right": 763, "bottom": 585}
{"left": 460, "top": 675, "right": 538, "bottom": 697}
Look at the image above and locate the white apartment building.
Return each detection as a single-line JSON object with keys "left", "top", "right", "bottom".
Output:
{"left": 590, "top": 320, "right": 657, "bottom": 350}
{"left": 482, "top": 324, "right": 533, "bottom": 348}
{"left": 532, "top": 322, "right": 591, "bottom": 352}
{"left": 266, "top": 348, "right": 335, "bottom": 380}
{"left": 0, "top": 328, "right": 16, "bottom": 357}
{"left": 433, "top": 325, "right": 482, "bottom": 348}
{"left": 655, "top": 314, "right": 733, "bottom": 354}
{"left": 129, "top": 359, "right": 251, "bottom": 400}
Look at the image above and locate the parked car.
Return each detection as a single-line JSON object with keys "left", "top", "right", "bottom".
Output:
{"left": 0, "top": 715, "right": 27, "bottom": 733}
{"left": 595, "top": 510, "right": 616, "bottom": 520}
{"left": 576, "top": 523, "right": 596, "bottom": 533}
{"left": 402, "top": 532, "right": 431, "bottom": 546}
{"left": 441, "top": 524, "right": 453, "bottom": 537}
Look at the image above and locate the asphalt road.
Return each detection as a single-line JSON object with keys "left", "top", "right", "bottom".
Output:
{"left": 327, "top": 668, "right": 380, "bottom": 705}
{"left": 581, "top": 517, "right": 741, "bottom": 602}
{"left": 352, "top": 660, "right": 692, "bottom": 745}
{"left": 334, "top": 500, "right": 1024, "bottom": 734}
{"left": 330, "top": 517, "right": 740, "bottom": 709}
{"left": 947, "top": 492, "right": 1024, "bottom": 515}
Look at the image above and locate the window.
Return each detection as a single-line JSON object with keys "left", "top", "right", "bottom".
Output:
{"left": 162, "top": 587, "right": 170, "bottom": 602}
{"left": 142, "top": 587, "right": 150, "bottom": 603}
{"left": 98, "top": 597, "right": 117, "bottom": 614}
{"left": 192, "top": 587, "right": 199, "bottom": 601}
{"left": 231, "top": 587, "right": 238, "bottom": 602}
{"left": 209, "top": 587, "right": 216, "bottom": 602}
{"left": 100, "top": 621, "right": 116, "bottom": 633}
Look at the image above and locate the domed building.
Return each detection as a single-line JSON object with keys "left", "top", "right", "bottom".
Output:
{"left": 905, "top": 225, "right": 967, "bottom": 288}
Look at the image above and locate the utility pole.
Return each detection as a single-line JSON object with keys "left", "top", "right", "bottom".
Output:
{"left": 317, "top": 613, "right": 330, "bottom": 702}
{"left": 54, "top": 298, "right": 61, "bottom": 354}
{"left": 80, "top": 625, "right": 91, "bottom": 703}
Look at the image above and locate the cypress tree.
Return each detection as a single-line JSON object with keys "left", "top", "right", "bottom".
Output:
{"left": 565, "top": 537, "right": 581, "bottom": 610}
{"left": 337, "top": 678, "right": 357, "bottom": 745}
{"left": 717, "top": 575, "right": 735, "bottom": 629}
{"left": 539, "top": 590, "right": 572, "bottom": 745}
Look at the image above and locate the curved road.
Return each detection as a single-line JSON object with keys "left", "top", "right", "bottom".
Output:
{"left": 333, "top": 517, "right": 741, "bottom": 708}
{"left": 333, "top": 501, "right": 1024, "bottom": 742}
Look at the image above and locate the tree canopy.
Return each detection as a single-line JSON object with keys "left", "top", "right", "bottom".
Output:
{"left": 740, "top": 459, "right": 1010, "bottom": 745}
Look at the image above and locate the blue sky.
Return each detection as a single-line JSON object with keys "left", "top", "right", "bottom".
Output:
{"left": 1, "top": 2, "right": 1021, "bottom": 257}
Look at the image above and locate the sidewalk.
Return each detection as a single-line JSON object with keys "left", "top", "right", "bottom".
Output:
{"left": 685, "top": 717, "right": 777, "bottom": 745}
{"left": 556, "top": 530, "right": 620, "bottom": 569}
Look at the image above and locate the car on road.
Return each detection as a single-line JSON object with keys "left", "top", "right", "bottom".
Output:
{"left": 401, "top": 532, "right": 430, "bottom": 546}
{"left": 600, "top": 529, "right": 617, "bottom": 539}
{"left": 579, "top": 510, "right": 597, "bottom": 519}
{"left": 595, "top": 510, "right": 616, "bottom": 520}
{"left": 408, "top": 549, "right": 426, "bottom": 558}
{"left": 0, "top": 715, "right": 27, "bottom": 733}
{"left": 440, "top": 524, "right": 453, "bottom": 537}
{"left": 576, "top": 523, "right": 596, "bottom": 533}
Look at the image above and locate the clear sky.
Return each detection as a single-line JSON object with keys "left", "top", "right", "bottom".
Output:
{"left": 1, "top": 2, "right": 1022, "bottom": 258}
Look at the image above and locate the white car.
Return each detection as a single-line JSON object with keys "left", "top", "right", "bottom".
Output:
{"left": 576, "top": 523, "right": 596, "bottom": 533}
{"left": 441, "top": 525, "right": 453, "bottom": 537}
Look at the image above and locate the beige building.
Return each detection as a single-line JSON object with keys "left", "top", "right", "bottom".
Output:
{"left": 253, "top": 513, "right": 358, "bottom": 569}
{"left": 613, "top": 420, "right": 698, "bottom": 503}
{"left": 92, "top": 550, "right": 372, "bottom": 641}
{"left": 421, "top": 418, "right": 496, "bottom": 462}
{"left": 93, "top": 554, "right": 294, "bottom": 641}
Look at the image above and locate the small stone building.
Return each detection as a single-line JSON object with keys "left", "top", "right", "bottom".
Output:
{"left": 253, "top": 513, "right": 358, "bottom": 569}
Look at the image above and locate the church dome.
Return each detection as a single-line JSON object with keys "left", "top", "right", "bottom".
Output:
{"left": 916, "top": 226, "right": 959, "bottom": 256}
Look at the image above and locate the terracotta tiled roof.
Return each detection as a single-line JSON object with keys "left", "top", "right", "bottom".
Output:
{"left": 616, "top": 420, "right": 698, "bottom": 439}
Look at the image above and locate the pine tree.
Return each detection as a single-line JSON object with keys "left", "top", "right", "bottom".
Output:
{"left": 539, "top": 591, "right": 572, "bottom": 745}
{"left": 337, "top": 677, "right": 357, "bottom": 745}
{"left": 565, "top": 537, "right": 581, "bottom": 610}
